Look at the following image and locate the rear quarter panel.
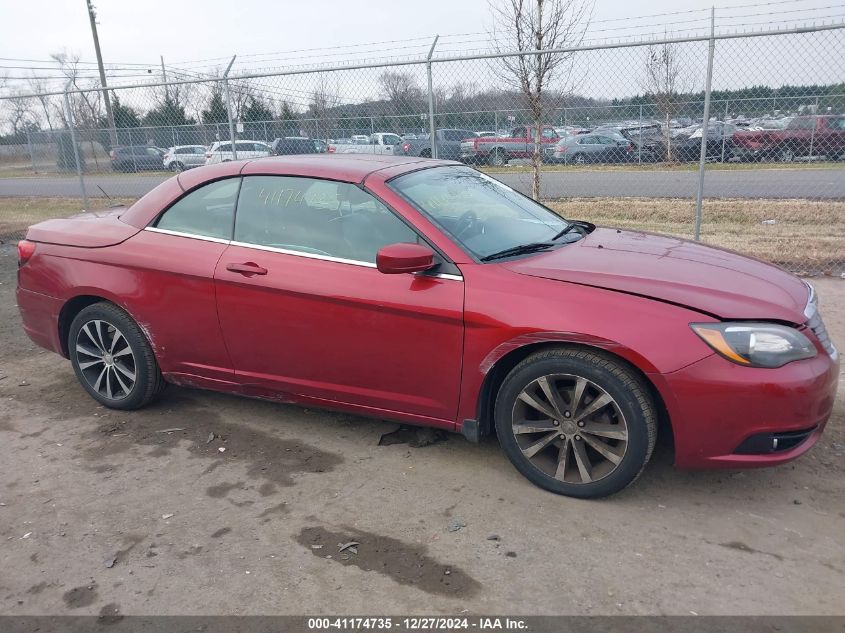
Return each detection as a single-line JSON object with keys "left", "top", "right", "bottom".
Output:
{"left": 20, "top": 232, "right": 233, "bottom": 381}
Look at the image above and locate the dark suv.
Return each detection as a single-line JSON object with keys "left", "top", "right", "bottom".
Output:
{"left": 110, "top": 146, "right": 165, "bottom": 172}
{"left": 271, "top": 137, "right": 321, "bottom": 156}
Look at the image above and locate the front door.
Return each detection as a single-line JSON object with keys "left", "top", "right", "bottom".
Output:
{"left": 214, "top": 175, "right": 465, "bottom": 422}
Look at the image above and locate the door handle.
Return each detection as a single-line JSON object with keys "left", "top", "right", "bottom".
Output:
{"left": 226, "top": 262, "right": 268, "bottom": 276}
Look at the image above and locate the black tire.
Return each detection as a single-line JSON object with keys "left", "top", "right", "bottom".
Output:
{"left": 490, "top": 148, "right": 507, "bottom": 166}
{"left": 68, "top": 302, "right": 165, "bottom": 410}
{"left": 420, "top": 149, "right": 432, "bottom": 158}
{"left": 494, "top": 347, "right": 657, "bottom": 499}
{"left": 170, "top": 161, "right": 185, "bottom": 172}
{"left": 572, "top": 153, "right": 586, "bottom": 165}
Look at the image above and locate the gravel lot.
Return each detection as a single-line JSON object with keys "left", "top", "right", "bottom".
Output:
{"left": 0, "top": 246, "right": 843, "bottom": 616}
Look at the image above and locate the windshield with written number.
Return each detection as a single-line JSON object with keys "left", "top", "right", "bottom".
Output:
{"left": 388, "top": 166, "right": 571, "bottom": 260}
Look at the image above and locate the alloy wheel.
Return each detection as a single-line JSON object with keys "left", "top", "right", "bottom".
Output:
{"left": 511, "top": 373, "right": 628, "bottom": 484}
{"left": 75, "top": 319, "right": 137, "bottom": 401}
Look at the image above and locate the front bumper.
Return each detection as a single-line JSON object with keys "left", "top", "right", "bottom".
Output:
{"left": 655, "top": 347, "right": 839, "bottom": 469}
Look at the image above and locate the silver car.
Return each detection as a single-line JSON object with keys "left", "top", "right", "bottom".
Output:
{"left": 549, "top": 133, "right": 633, "bottom": 164}
{"left": 163, "top": 145, "right": 208, "bottom": 172}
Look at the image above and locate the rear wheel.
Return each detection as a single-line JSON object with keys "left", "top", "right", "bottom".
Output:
{"left": 572, "top": 153, "right": 587, "bottom": 165}
{"left": 420, "top": 149, "right": 431, "bottom": 158}
{"left": 170, "top": 161, "right": 185, "bottom": 172}
{"left": 495, "top": 347, "right": 657, "bottom": 498}
{"left": 68, "top": 302, "right": 165, "bottom": 410}
{"left": 490, "top": 148, "right": 507, "bottom": 166}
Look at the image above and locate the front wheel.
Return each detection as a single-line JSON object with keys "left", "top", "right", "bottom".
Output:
{"left": 69, "top": 302, "right": 165, "bottom": 410}
{"left": 490, "top": 149, "right": 507, "bottom": 166}
{"left": 169, "top": 161, "right": 185, "bottom": 172}
{"left": 494, "top": 347, "right": 657, "bottom": 498}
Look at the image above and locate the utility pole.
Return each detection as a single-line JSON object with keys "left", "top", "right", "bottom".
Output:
{"left": 160, "top": 56, "right": 170, "bottom": 102}
{"left": 86, "top": 0, "right": 117, "bottom": 147}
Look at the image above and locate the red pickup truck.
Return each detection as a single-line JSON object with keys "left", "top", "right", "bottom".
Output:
{"left": 732, "top": 115, "right": 845, "bottom": 162}
{"left": 460, "top": 125, "right": 560, "bottom": 166}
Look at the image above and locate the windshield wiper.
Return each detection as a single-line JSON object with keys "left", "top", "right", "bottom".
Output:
{"left": 480, "top": 242, "right": 556, "bottom": 262}
{"left": 551, "top": 220, "right": 591, "bottom": 241}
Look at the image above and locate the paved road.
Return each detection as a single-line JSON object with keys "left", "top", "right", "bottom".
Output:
{"left": 0, "top": 167, "right": 843, "bottom": 199}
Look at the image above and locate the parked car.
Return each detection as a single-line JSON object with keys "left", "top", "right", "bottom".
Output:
{"left": 548, "top": 132, "right": 634, "bottom": 164}
{"left": 270, "top": 137, "right": 320, "bottom": 156}
{"left": 205, "top": 140, "right": 272, "bottom": 165}
{"left": 460, "top": 125, "right": 560, "bottom": 165}
{"left": 671, "top": 123, "right": 736, "bottom": 162}
{"left": 329, "top": 133, "right": 403, "bottom": 155}
{"left": 16, "top": 155, "right": 838, "bottom": 498}
{"left": 110, "top": 145, "right": 165, "bottom": 172}
{"left": 477, "top": 131, "right": 498, "bottom": 138}
{"left": 732, "top": 115, "right": 845, "bottom": 162}
{"left": 163, "top": 145, "right": 207, "bottom": 172}
{"left": 591, "top": 125, "right": 662, "bottom": 162}
{"left": 399, "top": 128, "right": 477, "bottom": 160}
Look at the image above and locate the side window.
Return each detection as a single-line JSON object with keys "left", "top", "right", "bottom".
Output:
{"left": 155, "top": 178, "right": 240, "bottom": 240}
{"left": 511, "top": 127, "right": 524, "bottom": 138}
{"left": 541, "top": 127, "right": 556, "bottom": 138}
{"left": 216, "top": 143, "right": 231, "bottom": 153}
{"left": 234, "top": 176, "right": 419, "bottom": 264}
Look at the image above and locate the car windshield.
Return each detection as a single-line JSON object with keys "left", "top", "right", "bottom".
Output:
{"left": 388, "top": 165, "right": 570, "bottom": 260}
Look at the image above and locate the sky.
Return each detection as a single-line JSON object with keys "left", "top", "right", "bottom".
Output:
{"left": 2, "top": 0, "right": 842, "bottom": 83}
{"left": 0, "top": 0, "right": 842, "bottom": 117}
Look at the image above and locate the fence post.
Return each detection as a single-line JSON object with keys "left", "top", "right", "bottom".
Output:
{"left": 25, "top": 127, "right": 37, "bottom": 174}
{"left": 808, "top": 96, "right": 819, "bottom": 159}
{"left": 720, "top": 98, "right": 729, "bottom": 163}
{"left": 62, "top": 90, "right": 89, "bottom": 212}
{"left": 693, "top": 7, "right": 715, "bottom": 242}
{"left": 426, "top": 35, "right": 440, "bottom": 158}
{"left": 638, "top": 104, "right": 643, "bottom": 165}
{"left": 223, "top": 56, "right": 238, "bottom": 160}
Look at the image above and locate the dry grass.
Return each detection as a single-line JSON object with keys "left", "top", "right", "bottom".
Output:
{"left": 546, "top": 197, "right": 845, "bottom": 274}
{"left": 1, "top": 195, "right": 843, "bottom": 275}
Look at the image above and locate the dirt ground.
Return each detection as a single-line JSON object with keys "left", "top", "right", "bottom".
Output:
{"left": 0, "top": 246, "right": 843, "bottom": 616}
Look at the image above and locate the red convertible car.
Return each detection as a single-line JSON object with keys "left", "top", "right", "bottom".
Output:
{"left": 16, "top": 155, "right": 839, "bottom": 498}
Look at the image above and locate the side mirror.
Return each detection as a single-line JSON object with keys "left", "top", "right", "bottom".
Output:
{"left": 376, "top": 243, "right": 435, "bottom": 275}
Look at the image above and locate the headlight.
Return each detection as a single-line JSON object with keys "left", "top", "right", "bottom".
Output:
{"left": 690, "top": 322, "right": 816, "bottom": 368}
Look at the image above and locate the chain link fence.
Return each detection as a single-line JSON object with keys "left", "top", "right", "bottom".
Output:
{"left": 1, "top": 25, "right": 843, "bottom": 275}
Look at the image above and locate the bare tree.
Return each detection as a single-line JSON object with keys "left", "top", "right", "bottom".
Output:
{"left": 643, "top": 42, "right": 690, "bottom": 161}
{"left": 4, "top": 92, "right": 35, "bottom": 135}
{"left": 51, "top": 50, "right": 104, "bottom": 167}
{"left": 378, "top": 71, "right": 424, "bottom": 117}
{"left": 26, "top": 74, "right": 56, "bottom": 131}
{"left": 308, "top": 74, "right": 341, "bottom": 140}
{"left": 491, "top": 0, "right": 591, "bottom": 199}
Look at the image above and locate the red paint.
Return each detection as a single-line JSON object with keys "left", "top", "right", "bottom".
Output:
{"left": 15, "top": 155, "right": 839, "bottom": 472}
{"left": 376, "top": 243, "right": 435, "bottom": 274}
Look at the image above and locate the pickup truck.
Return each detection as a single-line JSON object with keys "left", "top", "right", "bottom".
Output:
{"left": 399, "top": 128, "right": 477, "bottom": 160}
{"left": 460, "top": 125, "right": 560, "bottom": 165}
{"left": 732, "top": 115, "right": 845, "bottom": 162}
{"left": 328, "top": 133, "right": 403, "bottom": 155}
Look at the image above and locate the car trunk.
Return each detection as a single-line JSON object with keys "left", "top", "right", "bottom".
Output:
{"left": 25, "top": 207, "right": 141, "bottom": 248}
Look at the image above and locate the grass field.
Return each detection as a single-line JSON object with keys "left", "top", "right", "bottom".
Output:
{"left": 1, "top": 195, "right": 842, "bottom": 275}
{"left": 546, "top": 197, "right": 845, "bottom": 274}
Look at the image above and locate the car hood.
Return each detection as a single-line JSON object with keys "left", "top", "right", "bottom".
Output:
{"left": 503, "top": 228, "right": 810, "bottom": 323}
